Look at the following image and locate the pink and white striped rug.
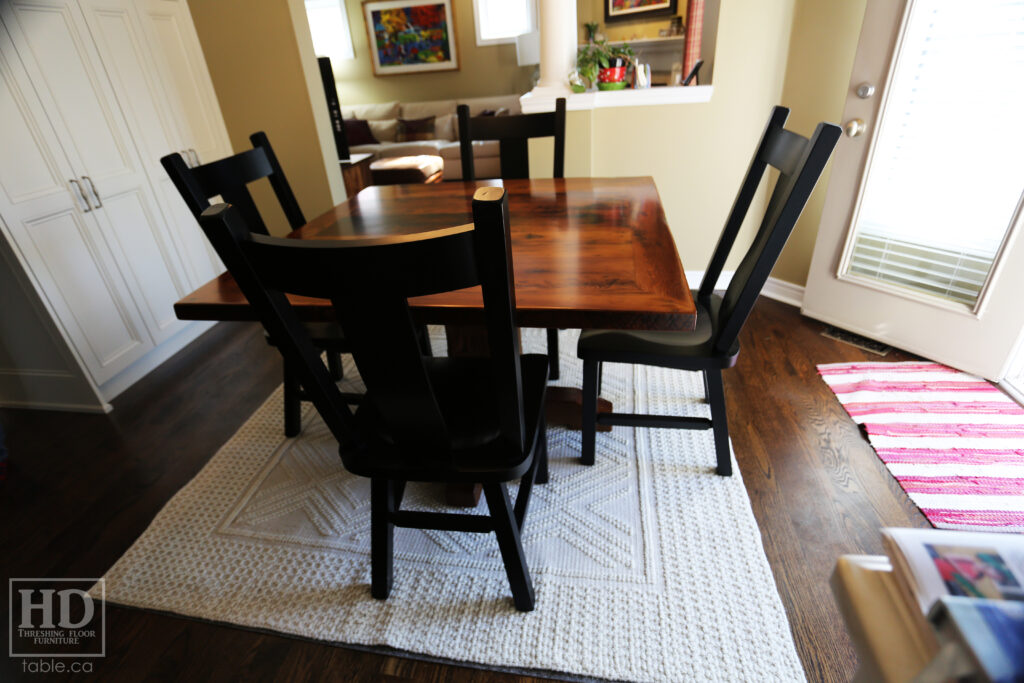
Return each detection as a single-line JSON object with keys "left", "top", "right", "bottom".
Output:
{"left": 818, "top": 361, "right": 1024, "bottom": 533}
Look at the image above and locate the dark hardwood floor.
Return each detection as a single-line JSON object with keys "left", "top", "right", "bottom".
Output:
{"left": 0, "top": 299, "right": 928, "bottom": 682}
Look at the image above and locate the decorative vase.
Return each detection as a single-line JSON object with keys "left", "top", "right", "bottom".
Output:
{"left": 568, "top": 69, "right": 587, "bottom": 93}
{"left": 597, "top": 57, "right": 627, "bottom": 90}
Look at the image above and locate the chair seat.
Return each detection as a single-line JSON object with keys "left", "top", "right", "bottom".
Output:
{"left": 577, "top": 294, "right": 738, "bottom": 368}
{"left": 342, "top": 354, "right": 549, "bottom": 482}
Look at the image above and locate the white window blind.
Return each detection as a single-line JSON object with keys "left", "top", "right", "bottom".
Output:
{"left": 305, "top": 0, "right": 355, "bottom": 61}
{"left": 844, "top": 0, "right": 1024, "bottom": 309}
{"left": 472, "top": 0, "right": 535, "bottom": 46}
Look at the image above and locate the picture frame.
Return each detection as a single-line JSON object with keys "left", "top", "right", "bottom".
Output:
{"left": 362, "top": 0, "right": 459, "bottom": 76}
{"left": 604, "top": 0, "right": 678, "bottom": 24}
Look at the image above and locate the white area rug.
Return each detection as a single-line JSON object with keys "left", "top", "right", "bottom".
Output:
{"left": 93, "top": 330, "right": 805, "bottom": 682}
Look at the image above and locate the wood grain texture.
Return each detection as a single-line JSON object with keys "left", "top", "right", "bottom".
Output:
{"left": 0, "top": 300, "right": 930, "bottom": 682}
{"left": 174, "top": 178, "right": 696, "bottom": 332}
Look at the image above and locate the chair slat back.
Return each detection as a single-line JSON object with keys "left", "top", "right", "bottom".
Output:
{"left": 161, "top": 132, "right": 306, "bottom": 236}
{"left": 458, "top": 98, "right": 566, "bottom": 181}
{"left": 708, "top": 109, "right": 841, "bottom": 353}
{"left": 197, "top": 204, "right": 361, "bottom": 450}
{"left": 197, "top": 187, "right": 526, "bottom": 466}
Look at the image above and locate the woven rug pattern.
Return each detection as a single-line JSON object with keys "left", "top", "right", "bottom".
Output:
{"left": 92, "top": 330, "right": 804, "bottom": 681}
{"left": 818, "top": 361, "right": 1024, "bottom": 533}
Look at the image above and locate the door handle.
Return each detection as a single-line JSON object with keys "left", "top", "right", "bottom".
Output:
{"left": 188, "top": 148, "right": 200, "bottom": 167}
{"left": 82, "top": 176, "right": 103, "bottom": 209}
{"left": 844, "top": 119, "right": 866, "bottom": 138}
{"left": 69, "top": 179, "right": 91, "bottom": 213}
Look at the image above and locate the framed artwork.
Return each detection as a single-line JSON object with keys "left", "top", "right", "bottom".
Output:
{"left": 363, "top": 0, "right": 459, "bottom": 76}
{"left": 605, "top": 0, "right": 678, "bottom": 23}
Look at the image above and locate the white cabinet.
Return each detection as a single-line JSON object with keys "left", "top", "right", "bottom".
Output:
{"left": 0, "top": 0, "right": 230, "bottom": 409}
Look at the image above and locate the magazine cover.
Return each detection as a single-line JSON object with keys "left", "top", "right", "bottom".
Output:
{"left": 882, "top": 528, "right": 1024, "bottom": 613}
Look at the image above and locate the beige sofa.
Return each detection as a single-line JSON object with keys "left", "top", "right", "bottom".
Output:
{"left": 341, "top": 94, "right": 522, "bottom": 181}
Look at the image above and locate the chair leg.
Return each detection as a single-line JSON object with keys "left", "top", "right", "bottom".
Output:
{"left": 392, "top": 479, "right": 406, "bottom": 508}
{"left": 535, "top": 413, "right": 549, "bottom": 485}
{"left": 546, "top": 328, "right": 560, "bottom": 380}
{"left": 513, "top": 458, "right": 537, "bottom": 530}
{"left": 581, "top": 359, "right": 599, "bottom": 466}
{"left": 483, "top": 483, "right": 535, "bottom": 612}
{"left": 417, "top": 324, "right": 433, "bottom": 357}
{"left": 327, "top": 351, "right": 344, "bottom": 382}
{"left": 702, "top": 369, "right": 710, "bottom": 404}
{"left": 705, "top": 368, "right": 732, "bottom": 476}
{"left": 370, "top": 478, "right": 395, "bottom": 599}
{"left": 597, "top": 360, "right": 604, "bottom": 395}
{"left": 283, "top": 359, "right": 302, "bottom": 437}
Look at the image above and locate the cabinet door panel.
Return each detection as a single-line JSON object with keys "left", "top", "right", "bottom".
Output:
{"left": 101, "top": 188, "right": 185, "bottom": 339}
{"left": 9, "top": 2, "right": 133, "bottom": 183}
{"left": 22, "top": 209, "right": 150, "bottom": 383}
{"left": 8, "top": 0, "right": 196, "bottom": 345}
{"left": 0, "top": 58, "right": 63, "bottom": 204}
{"left": 141, "top": 0, "right": 228, "bottom": 165}
{"left": 0, "top": 21, "right": 149, "bottom": 387}
{"left": 155, "top": 175, "right": 222, "bottom": 287}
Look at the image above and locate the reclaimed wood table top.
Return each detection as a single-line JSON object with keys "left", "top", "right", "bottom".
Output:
{"left": 174, "top": 177, "right": 696, "bottom": 331}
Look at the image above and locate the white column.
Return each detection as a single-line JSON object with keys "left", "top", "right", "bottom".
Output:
{"left": 520, "top": 0, "right": 576, "bottom": 112}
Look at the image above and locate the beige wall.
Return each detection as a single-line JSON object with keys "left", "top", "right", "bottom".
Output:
{"left": 332, "top": 0, "right": 534, "bottom": 105}
{"left": 188, "top": 0, "right": 339, "bottom": 236}
{"left": 772, "top": 0, "right": 867, "bottom": 285}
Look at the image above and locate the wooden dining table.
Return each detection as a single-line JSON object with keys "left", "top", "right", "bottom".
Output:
{"left": 174, "top": 176, "right": 696, "bottom": 503}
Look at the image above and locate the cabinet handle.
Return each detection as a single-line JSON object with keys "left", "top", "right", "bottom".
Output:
{"left": 189, "top": 148, "right": 200, "bottom": 167}
{"left": 82, "top": 176, "right": 103, "bottom": 209}
{"left": 69, "top": 179, "right": 91, "bottom": 213}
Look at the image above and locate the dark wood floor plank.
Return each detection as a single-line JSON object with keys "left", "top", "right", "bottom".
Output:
{"left": 1, "top": 300, "right": 933, "bottom": 682}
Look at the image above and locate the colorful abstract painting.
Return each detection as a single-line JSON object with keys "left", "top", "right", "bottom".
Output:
{"left": 363, "top": 0, "right": 458, "bottom": 75}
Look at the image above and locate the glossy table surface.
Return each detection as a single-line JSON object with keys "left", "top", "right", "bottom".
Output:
{"left": 174, "top": 177, "right": 696, "bottom": 331}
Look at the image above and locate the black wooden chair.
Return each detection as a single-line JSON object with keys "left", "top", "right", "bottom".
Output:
{"left": 197, "top": 187, "right": 549, "bottom": 612}
{"left": 576, "top": 107, "right": 841, "bottom": 475}
{"left": 458, "top": 98, "right": 566, "bottom": 380}
{"left": 683, "top": 59, "right": 704, "bottom": 85}
{"left": 162, "top": 132, "right": 426, "bottom": 437}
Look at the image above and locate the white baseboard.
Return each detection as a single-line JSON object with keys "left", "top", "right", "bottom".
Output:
{"left": 0, "top": 398, "right": 111, "bottom": 414}
{"left": 99, "top": 320, "right": 216, "bottom": 402}
{"left": 685, "top": 270, "right": 805, "bottom": 308}
{"left": 761, "top": 277, "right": 805, "bottom": 308}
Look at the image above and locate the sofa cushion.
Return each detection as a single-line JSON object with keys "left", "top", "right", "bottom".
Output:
{"left": 349, "top": 143, "right": 382, "bottom": 155}
{"left": 400, "top": 99, "right": 456, "bottom": 119}
{"left": 341, "top": 101, "right": 400, "bottom": 121}
{"left": 437, "top": 139, "right": 499, "bottom": 160}
{"left": 458, "top": 95, "right": 522, "bottom": 116}
{"left": 367, "top": 119, "right": 397, "bottom": 142}
{"left": 376, "top": 140, "right": 449, "bottom": 157}
{"left": 435, "top": 113, "right": 457, "bottom": 141}
{"left": 396, "top": 116, "right": 435, "bottom": 142}
{"left": 344, "top": 118, "right": 377, "bottom": 146}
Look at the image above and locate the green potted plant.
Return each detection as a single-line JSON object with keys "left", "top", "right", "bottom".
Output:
{"left": 576, "top": 40, "right": 636, "bottom": 91}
